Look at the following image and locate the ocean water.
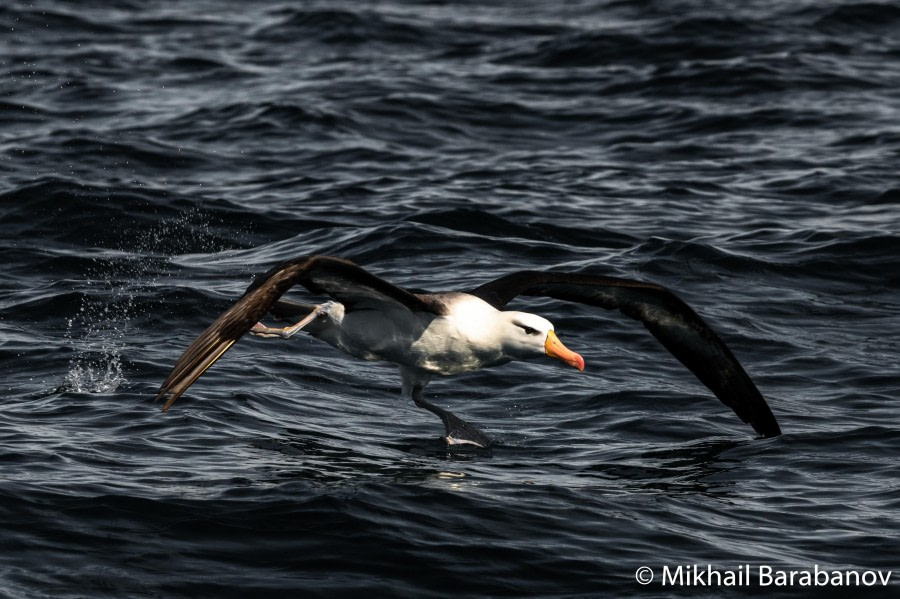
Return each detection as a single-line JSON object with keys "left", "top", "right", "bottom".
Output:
{"left": 2, "top": 0, "right": 899, "bottom": 597}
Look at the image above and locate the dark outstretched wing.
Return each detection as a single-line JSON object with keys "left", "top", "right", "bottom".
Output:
{"left": 156, "top": 255, "right": 437, "bottom": 411}
{"left": 471, "top": 271, "right": 781, "bottom": 438}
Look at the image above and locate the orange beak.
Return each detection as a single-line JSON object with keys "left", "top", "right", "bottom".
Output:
{"left": 544, "top": 330, "right": 585, "bottom": 372}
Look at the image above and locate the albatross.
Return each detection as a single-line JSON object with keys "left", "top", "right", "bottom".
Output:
{"left": 156, "top": 255, "right": 781, "bottom": 446}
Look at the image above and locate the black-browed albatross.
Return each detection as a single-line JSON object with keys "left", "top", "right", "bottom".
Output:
{"left": 156, "top": 255, "right": 781, "bottom": 446}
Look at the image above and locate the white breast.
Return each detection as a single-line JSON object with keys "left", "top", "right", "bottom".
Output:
{"left": 411, "top": 296, "right": 511, "bottom": 374}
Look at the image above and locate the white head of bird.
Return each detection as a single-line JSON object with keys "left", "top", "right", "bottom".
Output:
{"left": 501, "top": 311, "right": 585, "bottom": 371}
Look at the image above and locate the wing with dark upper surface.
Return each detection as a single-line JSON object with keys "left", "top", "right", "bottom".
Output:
{"left": 156, "top": 255, "right": 438, "bottom": 411}
{"left": 471, "top": 270, "right": 781, "bottom": 438}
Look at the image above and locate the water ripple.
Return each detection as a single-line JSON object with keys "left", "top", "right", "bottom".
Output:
{"left": 2, "top": 1, "right": 900, "bottom": 597}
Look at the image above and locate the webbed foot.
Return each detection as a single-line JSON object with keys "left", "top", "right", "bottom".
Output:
{"left": 249, "top": 302, "right": 335, "bottom": 339}
{"left": 442, "top": 411, "right": 493, "bottom": 448}
{"left": 402, "top": 367, "right": 493, "bottom": 449}
{"left": 249, "top": 322, "right": 293, "bottom": 338}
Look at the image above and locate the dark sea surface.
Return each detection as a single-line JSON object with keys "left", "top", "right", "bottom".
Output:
{"left": 2, "top": 0, "right": 900, "bottom": 597}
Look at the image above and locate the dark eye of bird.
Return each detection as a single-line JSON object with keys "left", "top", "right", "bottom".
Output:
{"left": 520, "top": 325, "right": 539, "bottom": 336}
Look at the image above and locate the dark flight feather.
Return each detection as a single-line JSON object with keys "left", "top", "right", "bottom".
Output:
{"left": 471, "top": 271, "right": 781, "bottom": 437}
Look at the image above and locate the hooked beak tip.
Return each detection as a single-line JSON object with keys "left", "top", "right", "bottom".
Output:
{"left": 544, "top": 330, "right": 585, "bottom": 372}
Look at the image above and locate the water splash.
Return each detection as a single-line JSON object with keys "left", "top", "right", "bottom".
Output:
{"left": 61, "top": 201, "right": 243, "bottom": 395}
{"left": 63, "top": 346, "right": 125, "bottom": 394}
{"left": 63, "top": 275, "right": 132, "bottom": 394}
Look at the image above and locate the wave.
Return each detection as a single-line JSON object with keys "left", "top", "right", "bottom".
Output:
{"left": 252, "top": 8, "right": 424, "bottom": 46}
{"left": 2, "top": 1, "right": 900, "bottom": 597}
